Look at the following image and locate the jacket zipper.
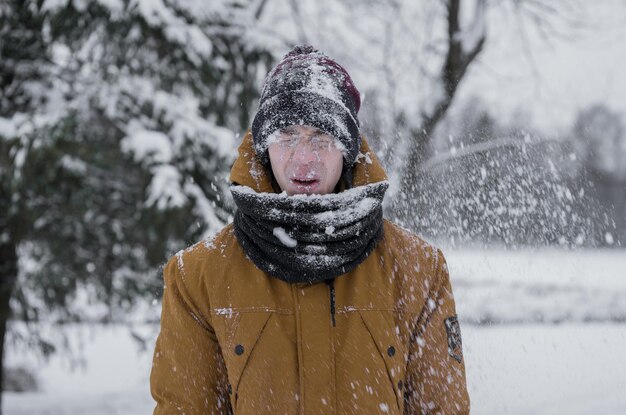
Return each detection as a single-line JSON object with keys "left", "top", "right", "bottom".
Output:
{"left": 326, "top": 278, "right": 337, "bottom": 411}
{"left": 326, "top": 278, "right": 336, "bottom": 327}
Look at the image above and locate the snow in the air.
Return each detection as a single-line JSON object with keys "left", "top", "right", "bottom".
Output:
{"left": 3, "top": 1, "right": 626, "bottom": 414}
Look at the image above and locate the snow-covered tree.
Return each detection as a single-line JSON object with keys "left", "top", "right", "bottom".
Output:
{"left": 0, "top": 0, "right": 274, "bottom": 407}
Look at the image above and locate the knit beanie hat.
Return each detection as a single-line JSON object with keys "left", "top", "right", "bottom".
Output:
{"left": 251, "top": 45, "right": 362, "bottom": 182}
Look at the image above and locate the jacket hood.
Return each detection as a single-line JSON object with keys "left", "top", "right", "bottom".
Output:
{"left": 229, "top": 130, "right": 387, "bottom": 192}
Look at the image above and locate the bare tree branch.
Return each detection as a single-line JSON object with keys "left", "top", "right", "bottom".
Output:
{"left": 253, "top": 0, "right": 270, "bottom": 21}
{"left": 398, "top": 0, "right": 487, "bottom": 197}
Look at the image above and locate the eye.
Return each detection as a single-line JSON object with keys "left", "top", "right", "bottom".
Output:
{"left": 311, "top": 136, "right": 334, "bottom": 150}
{"left": 277, "top": 133, "right": 297, "bottom": 146}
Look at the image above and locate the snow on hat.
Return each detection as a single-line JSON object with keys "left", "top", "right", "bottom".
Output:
{"left": 251, "top": 45, "right": 362, "bottom": 176}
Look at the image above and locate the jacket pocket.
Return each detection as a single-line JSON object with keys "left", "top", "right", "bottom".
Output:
{"left": 358, "top": 310, "right": 408, "bottom": 414}
{"left": 218, "top": 312, "right": 272, "bottom": 411}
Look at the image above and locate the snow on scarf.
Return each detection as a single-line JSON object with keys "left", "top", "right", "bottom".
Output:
{"left": 231, "top": 181, "right": 388, "bottom": 283}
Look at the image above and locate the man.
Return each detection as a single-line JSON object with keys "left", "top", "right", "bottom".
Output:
{"left": 150, "top": 46, "right": 469, "bottom": 414}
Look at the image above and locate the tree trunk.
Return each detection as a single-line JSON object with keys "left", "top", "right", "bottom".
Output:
{"left": 395, "top": 0, "right": 485, "bottom": 229}
{"left": 0, "top": 240, "right": 17, "bottom": 415}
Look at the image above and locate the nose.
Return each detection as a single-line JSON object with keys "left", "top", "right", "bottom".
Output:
{"left": 291, "top": 140, "right": 318, "bottom": 164}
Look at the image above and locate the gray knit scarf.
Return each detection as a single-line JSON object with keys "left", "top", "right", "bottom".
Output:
{"left": 231, "top": 181, "right": 388, "bottom": 284}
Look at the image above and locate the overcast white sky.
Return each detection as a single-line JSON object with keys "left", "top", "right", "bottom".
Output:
{"left": 459, "top": 1, "right": 626, "bottom": 135}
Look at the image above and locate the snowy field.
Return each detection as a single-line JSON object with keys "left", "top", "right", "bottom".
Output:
{"left": 447, "top": 249, "right": 626, "bottom": 324}
{"left": 5, "top": 249, "right": 626, "bottom": 415}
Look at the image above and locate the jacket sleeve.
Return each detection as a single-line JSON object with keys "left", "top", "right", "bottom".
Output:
{"left": 150, "top": 256, "right": 232, "bottom": 415}
{"left": 404, "top": 250, "right": 470, "bottom": 415}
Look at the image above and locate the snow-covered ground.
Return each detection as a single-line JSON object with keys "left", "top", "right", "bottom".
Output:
{"left": 5, "top": 249, "right": 626, "bottom": 414}
{"left": 447, "top": 249, "right": 626, "bottom": 324}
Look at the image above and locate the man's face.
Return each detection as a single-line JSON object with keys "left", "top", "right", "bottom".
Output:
{"left": 268, "top": 125, "right": 344, "bottom": 196}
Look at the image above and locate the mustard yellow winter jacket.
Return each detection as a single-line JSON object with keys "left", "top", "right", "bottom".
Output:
{"left": 150, "top": 132, "right": 470, "bottom": 414}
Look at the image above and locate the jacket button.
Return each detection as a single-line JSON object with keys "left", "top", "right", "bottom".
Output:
{"left": 398, "top": 380, "right": 403, "bottom": 391}
{"left": 387, "top": 346, "right": 395, "bottom": 357}
{"left": 235, "top": 344, "right": 244, "bottom": 355}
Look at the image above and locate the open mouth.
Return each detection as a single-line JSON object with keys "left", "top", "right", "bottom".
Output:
{"left": 291, "top": 177, "right": 320, "bottom": 189}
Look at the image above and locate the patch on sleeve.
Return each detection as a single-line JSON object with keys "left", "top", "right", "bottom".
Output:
{"left": 444, "top": 315, "right": 463, "bottom": 363}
